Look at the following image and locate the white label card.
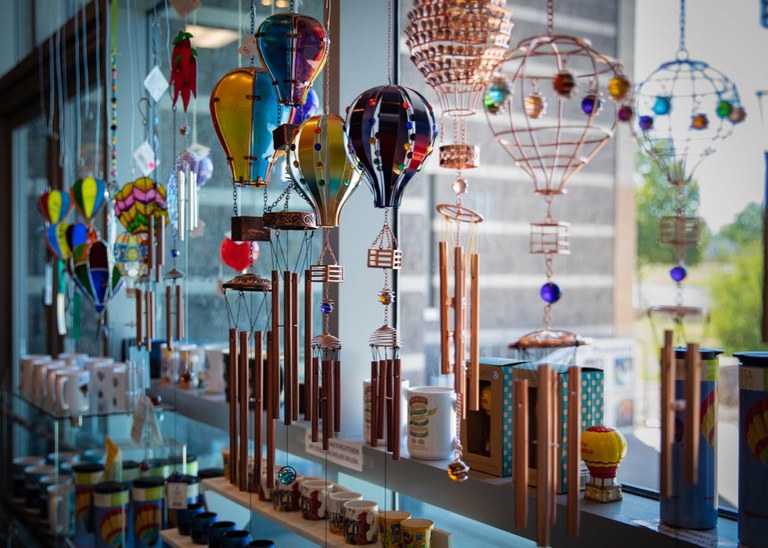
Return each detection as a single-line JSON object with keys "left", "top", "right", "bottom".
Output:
{"left": 170, "top": 0, "right": 202, "bottom": 19}
{"left": 304, "top": 429, "right": 364, "bottom": 472}
{"left": 131, "top": 394, "right": 164, "bottom": 447}
{"left": 239, "top": 36, "right": 259, "bottom": 58}
{"left": 167, "top": 482, "right": 189, "bottom": 509}
{"left": 143, "top": 65, "right": 169, "bottom": 102}
{"left": 133, "top": 141, "right": 157, "bottom": 176}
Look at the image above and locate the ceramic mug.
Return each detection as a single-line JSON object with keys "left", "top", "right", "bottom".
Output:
{"left": 94, "top": 362, "right": 117, "bottom": 411}
{"left": 400, "top": 518, "right": 433, "bottom": 548}
{"left": 344, "top": 500, "right": 379, "bottom": 545}
{"left": 300, "top": 479, "right": 333, "bottom": 520}
{"left": 379, "top": 510, "right": 412, "bottom": 548}
{"left": 93, "top": 481, "right": 130, "bottom": 548}
{"left": 47, "top": 450, "right": 81, "bottom": 468}
{"left": 221, "top": 530, "right": 251, "bottom": 548}
{"left": 48, "top": 480, "right": 76, "bottom": 536}
{"left": 272, "top": 473, "right": 302, "bottom": 512}
{"left": 208, "top": 520, "right": 236, "bottom": 548}
{"left": 46, "top": 364, "right": 78, "bottom": 410}
{"left": 364, "top": 379, "right": 409, "bottom": 444}
{"left": 20, "top": 354, "right": 51, "bottom": 398}
{"left": 12, "top": 455, "right": 45, "bottom": 501}
{"left": 177, "top": 501, "right": 205, "bottom": 536}
{"left": 55, "top": 369, "right": 90, "bottom": 414}
{"left": 24, "top": 464, "right": 56, "bottom": 511}
{"left": 29, "top": 359, "right": 61, "bottom": 405}
{"left": 34, "top": 360, "right": 68, "bottom": 406}
{"left": 58, "top": 352, "right": 89, "bottom": 369}
{"left": 327, "top": 491, "right": 362, "bottom": 535}
{"left": 407, "top": 386, "right": 457, "bottom": 460}
{"left": 131, "top": 476, "right": 166, "bottom": 548}
{"left": 191, "top": 511, "right": 218, "bottom": 544}
{"left": 84, "top": 358, "right": 114, "bottom": 409}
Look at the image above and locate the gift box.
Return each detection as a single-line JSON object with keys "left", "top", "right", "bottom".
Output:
{"left": 513, "top": 363, "right": 604, "bottom": 493}
{"left": 461, "top": 358, "right": 528, "bottom": 477}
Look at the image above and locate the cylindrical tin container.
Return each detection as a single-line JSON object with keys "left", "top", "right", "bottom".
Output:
{"left": 166, "top": 474, "right": 201, "bottom": 529}
{"left": 660, "top": 347, "right": 723, "bottom": 529}
{"left": 169, "top": 454, "right": 198, "bottom": 477}
{"left": 73, "top": 463, "right": 105, "bottom": 547}
{"left": 93, "top": 481, "right": 129, "bottom": 548}
{"left": 735, "top": 351, "right": 768, "bottom": 547}
{"left": 12, "top": 456, "right": 45, "bottom": 500}
{"left": 131, "top": 477, "right": 166, "bottom": 548}
{"left": 122, "top": 460, "right": 140, "bottom": 484}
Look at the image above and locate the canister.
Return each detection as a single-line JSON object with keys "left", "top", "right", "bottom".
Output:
{"left": 24, "top": 464, "right": 56, "bottom": 511}
{"left": 73, "top": 462, "right": 104, "bottom": 546}
{"left": 166, "top": 474, "right": 200, "bottom": 528}
{"left": 131, "top": 476, "right": 166, "bottom": 548}
{"left": 142, "top": 458, "right": 170, "bottom": 479}
{"left": 122, "top": 460, "right": 140, "bottom": 484}
{"left": 735, "top": 351, "right": 768, "bottom": 547}
{"left": 660, "top": 347, "right": 723, "bottom": 529}
{"left": 93, "top": 481, "right": 129, "bottom": 548}
{"left": 169, "top": 454, "right": 198, "bottom": 477}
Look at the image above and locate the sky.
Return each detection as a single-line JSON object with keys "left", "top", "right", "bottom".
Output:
{"left": 635, "top": 0, "right": 768, "bottom": 231}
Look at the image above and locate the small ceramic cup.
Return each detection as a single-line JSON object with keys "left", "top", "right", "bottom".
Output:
{"left": 272, "top": 473, "right": 302, "bottom": 512}
{"left": 343, "top": 500, "right": 379, "bottom": 545}
{"left": 400, "top": 518, "right": 434, "bottom": 548}
{"left": 178, "top": 502, "right": 205, "bottom": 536}
{"left": 327, "top": 491, "right": 362, "bottom": 535}
{"left": 379, "top": 510, "right": 412, "bottom": 548}
{"left": 191, "top": 511, "right": 218, "bottom": 544}
{"left": 300, "top": 479, "right": 333, "bottom": 520}
{"left": 208, "top": 520, "right": 236, "bottom": 548}
{"left": 221, "top": 530, "right": 251, "bottom": 548}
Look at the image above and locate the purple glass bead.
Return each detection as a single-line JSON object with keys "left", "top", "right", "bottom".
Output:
{"left": 320, "top": 302, "right": 333, "bottom": 314}
{"left": 581, "top": 95, "right": 601, "bottom": 115}
{"left": 171, "top": 248, "right": 181, "bottom": 258}
{"left": 540, "top": 282, "right": 561, "bottom": 304}
{"left": 670, "top": 265, "right": 687, "bottom": 282}
{"left": 639, "top": 115, "right": 653, "bottom": 131}
{"left": 618, "top": 105, "right": 634, "bottom": 122}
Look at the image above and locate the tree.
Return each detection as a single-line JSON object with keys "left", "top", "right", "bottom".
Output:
{"left": 636, "top": 150, "right": 708, "bottom": 266}
{"left": 719, "top": 202, "right": 763, "bottom": 248}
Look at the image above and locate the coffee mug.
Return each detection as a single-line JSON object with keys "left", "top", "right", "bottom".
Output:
{"left": 56, "top": 369, "right": 90, "bottom": 414}
{"left": 45, "top": 364, "right": 78, "bottom": 411}
{"left": 47, "top": 450, "right": 81, "bottom": 468}
{"left": 29, "top": 359, "right": 62, "bottom": 405}
{"left": 400, "top": 518, "right": 433, "bottom": 548}
{"left": 24, "top": 464, "right": 56, "bottom": 511}
{"left": 178, "top": 502, "right": 205, "bottom": 535}
{"left": 73, "top": 462, "right": 105, "bottom": 546}
{"left": 12, "top": 455, "right": 45, "bottom": 501}
{"left": 48, "top": 480, "right": 76, "bottom": 536}
{"left": 203, "top": 344, "right": 227, "bottom": 394}
{"left": 344, "top": 500, "right": 379, "bottom": 545}
{"left": 58, "top": 352, "right": 89, "bottom": 369}
{"left": 35, "top": 361, "right": 68, "bottom": 406}
{"left": 84, "top": 358, "right": 114, "bottom": 409}
{"left": 20, "top": 355, "right": 51, "bottom": 398}
{"left": 221, "top": 530, "right": 251, "bottom": 547}
{"left": 300, "top": 479, "right": 333, "bottom": 520}
{"left": 407, "top": 386, "right": 457, "bottom": 460}
{"left": 364, "top": 379, "right": 410, "bottom": 444}
{"left": 191, "top": 511, "right": 218, "bottom": 544}
{"left": 93, "top": 481, "right": 130, "bottom": 548}
{"left": 272, "top": 473, "right": 302, "bottom": 512}
{"left": 379, "top": 510, "right": 412, "bottom": 548}
{"left": 258, "top": 465, "right": 284, "bottom": 501}
{"left": 94, "top": 362, "right": 116, "bottom": 411}
{"left": 131, "top": 476, "right": 166, "bottom": 548}
{"left": 208, "top": 520, "right": 236, "bottom": 548}
{"left": 39, "top": 474, "right": 71, "bottom": 518}
{"left": 328, "top": 491, "right": 362, "bottom": 535}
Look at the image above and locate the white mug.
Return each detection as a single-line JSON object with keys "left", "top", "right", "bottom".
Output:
{"left": 111, "top": 363, "right": 143, "bottom": 409}
{"left": 203, "top": 344, "right": 227, "bottom": 394}
{"left": 47, "top": 366, "right": 78, "bottom": 410}
{"left": 94, "top": 362, "right": 116, "bottom": 410}
{"left": 343, "top": 499, "right": 379, "bottom": 545}
{"left": 33, "top": 361, "right": 67, "bottom": 406}
{"left": 56, "top": 369, "right": 90, "bottom": 414}
{"left": 300, "top": 479, "right": 333, "bottom": 520}
{"left": 407, "top": 386, "right": 457, "bottom": 460}
{"left": 20, "top": 355, "right": 51, "bottom": 398}
{"left": 84, "top": 358, "right": 114, "bottom": 409}
{"left": 364, "top": 378, "right": 409, "bottom": 444}
{"left": 48, "top": 481, "right": 76, "bottom": 536}
{"left": 328, "top": 491, "right": 362, "bottom": 535}
{"left": 57, "top": 352, "right": 88, "bottom": 369}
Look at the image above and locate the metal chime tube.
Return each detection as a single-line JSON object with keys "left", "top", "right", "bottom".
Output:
{"left": 392, "top": 359, "right": 401, "bottom": 460}
{"left": 550, "top": 371, "right": 557, "bottom": 526}
{"left": 334, "top": 360, "right": 341, "bottom": 434}
{"left": 165, "top": 287, "right": 173, "bottom": 351}
{"left": 253, "top": 331, "right": 263, "bottom": 493}
{"left": 513, "top": 378, "right": 528, "bottom": 529}
{"left": 304, "top": 271, "right": 313, "bottom": 421}
{"left": 322, "top": 359, "right": 333, "bottom": 450}
{"left": 188, "top": 173, "right": 198, "bottom": 231}
{"left": 536, "top": 365, "right": 553, "bottom": 548}
{"left": 283, "top": 271, "right": 293, "bottom": 426}
{"left": 228, "top": 328, "right": 238, "bottom": 485}
{"left": 266, "top": 331, "right": 275, "bottom": 495}
{"left": 439, "top": 242, "right": 450, "bottom": 375}
{"left": 291, "top": 273, "right": 299, "bottom": 421}
{"left": 370, "top": 361, "right": 379, "bottom": 448}
{"left": 271, "top": 272, "right": 280, "bottom": 417}
{"left": 469, "top": 253, "right": 480, "bottom": 412}
{"left": 136, "top": 289, "right": 144, "bottom": 346}
{"left": 454, "top": 246, "right": 466, "bottom": 419}
{"left": 148, "top": 214, "right": 155, "bottom": 273}
{"left": 175, "top": 284, "right": 184, "bottom": 341}
{"left": 239, "top": 331, "right": 249, "bottom": 491}
{"left": 386, "top": 360, "right": 394, "bottom": 453}
{"left": 155, "top": 216, "right": 165, "bottom": 283}
{"left": 178, "top": 171, "right": 187, "bottom": 241}
{"left": 146, "top": 290, "right": 155, "bottom": 349}
{"left": 311, "top": 356, "right": 319, "bottom": 442}
{"left": 684, "top": 342, "right": 701, "bottom": 484}
{"left": 567, "top": 366, "right": 581, "bottom": 536}
{"left": 660, "top": 330, "right": 675, "bottom": 498}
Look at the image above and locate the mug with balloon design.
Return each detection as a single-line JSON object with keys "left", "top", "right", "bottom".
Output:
{"left": 93, "top": 481, "right": 129, "bottom": 548}
{"left": 400, "top": 518, "right": 433, "bottom": 548}
{"left": 343, "top": 500, "right": 378, "bottom": 545}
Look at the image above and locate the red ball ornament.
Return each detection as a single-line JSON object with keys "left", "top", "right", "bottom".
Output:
{"left": 220, "top": 238, "right": 259, "bottom": 271}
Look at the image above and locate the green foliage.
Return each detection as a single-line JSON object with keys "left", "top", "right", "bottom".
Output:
{"left": 636, "top": 150, "right": 707, "bottom": 266}
{"left": 719, "top": 202, "right": 763, "bottom": 248}
{"left": 709, "top": 241, "right": 768, "bottom": 352}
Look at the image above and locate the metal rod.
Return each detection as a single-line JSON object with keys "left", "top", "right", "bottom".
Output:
{"left": 175, "top": 284, "right": 184, "bottom": 341}
{"left": 271, "top": 271, "right": 280, "bottom": 417}
{"left": 165, "top": 287, "right": 173, "bottom": 351}
{"left": 454, "top": 246, "right": 466, "bottom": 419}
{"left": 370, "top": 360, "right": 378, "bottom": 448}
{"left": 148, "top": 213, "right": 155, "bottom": 273}
{"left": 393, "top": 358, "right": 401, "bottom": 460}
{"left": 266, "top": 331, "right": 275, "bottom": 495}
{"left": 283, "top": 271, "right": 292, "bottom": 426}
{"left": 304, "top": 270, "right": 312, "bottom": 421}
{"left": 550, "top": 369, "right": 557, "bottom": 525}
{"left": 155, "top": 215, "right": 165, "bottom": 282}
{"left": 660, "top": 330, "right": 675, "bottom": 498}
{"left": 386, "top": 359, "right": 394, "bottom": 453}
{"left": 684, "top": 342, "right": 701, "bottom": 484}
{"left": 146, "top": 290, "right": 155, "bottom": 347}
{"left": 311, "top": 357, "right": 319, "bottom": 443}
{"left": 376, "top": 359, "right": 388, "bottom": 441}
{"left": 439, "top": 242, "right": 450, "bottom": 375}
{"left": 291, "top": 272, "right": 299, "bottom": 421}
{"left": 469, "top": 253, "right": 480, "bottom": 412}
{"left": 333, "top": 360, "right": 341, "bottom": 434}
{"left": 136, "top": 289, "right": 143, "bottom": 347}
{"left": 253, "top": 331, "right": 263, "bottom": 494}
{"left": 228, "top": 328, "right": 238, "bottom": 485}
{"left": 238, "top": 330, "right": 249, "bottom": 491}
{"left": 514, "top": 378, "right": 528, "bottom": 529}
{"left": 536, "top": 365, "right": 552, "bottom": 548}
{"left": 567, "top": 366, "right": 581, "bottom": 537}
{"left": 322, "top": 359, "right": 332, "bottom": 451}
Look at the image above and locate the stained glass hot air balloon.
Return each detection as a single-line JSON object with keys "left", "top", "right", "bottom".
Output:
{"left": 72, "top": 240, "right": 123, "bottom": 314}
{"left": 581, "top": 425, "right": 628, "bottom": 479}
{"left": 71, "top": 177, "right": 108, "bottom": 223}
{"left": 289, "top": 87, "right": 320, "bottom": 125}
{"left": 66, "top": 222, "right": 98, "bottom": 254}
{"left": 114, "top": 232, "right": 148, "bottom": 279}
{"left": 344, "top": 85, "right": 438, "bottom": 209}
{"left": 210, "top": 67, "right": 285, "bottom": 186}
{"left": 38, "top": 190, "right": 72, "bottom": 224}
{"left": 114, "top": 178, "right": 168, "bottom": 235}
{"left": 288, "top": 114, "right": 361, "bottom": 227}
{"left": 45, "top": 222, "right": 71, "bottom": 261}
{"left": 746, "top": 398, "right": 768, "bottom": 468}
{"left": 256, "top": 13, "right": 329, "bottom": 107}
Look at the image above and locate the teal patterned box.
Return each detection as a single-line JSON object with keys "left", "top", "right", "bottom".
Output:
{"left": 461, "top": 358, "right": 528, "bottom": 477}
{"left": 513, "top": 363, "right": 604, "bottom": 493}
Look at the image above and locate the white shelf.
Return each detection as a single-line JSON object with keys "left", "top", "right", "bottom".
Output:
{"left": 202, "top": 477, "right": 452, "bottom": 548}
{"left": 160, "top": 528, "right": 196, "bottom": 547}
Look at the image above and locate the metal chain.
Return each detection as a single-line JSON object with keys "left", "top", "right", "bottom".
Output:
{"left": 546, "top": 0, "right": 554, "bottom": 36}
{"left": 250, "top": 0, "right": 256, "bottom": 67}
{"left": 678, "top": 0, "right": 687, "bottom": 54}
{"left": 233, "top": 184, "right": 239, "bottom": 216}
{"left": 387, "top": 0, "right": 393, "bottom": 83}
{"left": 543, "top": 255, "right": 554, "bottom": 329}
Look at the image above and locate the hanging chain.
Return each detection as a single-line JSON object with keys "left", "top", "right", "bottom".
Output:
{"left": 290, "top": 0, "right": 295, "bottom": 12}
{"left": 233, "top": 185, "right": 239, "bottom": 216}
{"left": 546, "top": 0, "right": 554, "bottom": 36}
{"left": 324, "top": 0, "right": 331, "bottom": 114}
{"left": 543, "top": 254, "right": 554, "bottom": 330}
{"left": 250, "top": 0, "right": 256, "bottom": 67}
{"left": 678, "top": 0, "right": 687, "bottom": 54}
{"left": 387, "top": 0, "right": 393, "bottom": 83}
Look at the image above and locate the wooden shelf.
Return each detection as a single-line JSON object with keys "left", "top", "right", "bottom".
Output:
{"left": 160, "top": 528, "right": 196, "bottom": 548}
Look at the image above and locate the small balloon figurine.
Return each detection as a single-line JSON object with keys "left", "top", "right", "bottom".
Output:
{"left": 170, "top": 31, "right": 197, "bottom": 112}
{"left": 581, "top": 425, "right": 628, "bottom": 502}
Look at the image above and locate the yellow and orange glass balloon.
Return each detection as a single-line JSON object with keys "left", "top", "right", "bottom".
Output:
{"left": 287, "top": 114, "right": 361, "bottom": 228}
{"left": 210, "top": 67, "right": 286, "bottom": 187}
{"left": 114, "top": 178, "right": 168, "bottom": 235}
{"left": 581, "top": 425, "right": 627, "bottom": 479}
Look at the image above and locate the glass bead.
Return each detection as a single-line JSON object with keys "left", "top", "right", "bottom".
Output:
{"left": 171, "top": 249, "right": 181, "bottom": 258}
{"left": 607, "top": 76, "right": 630, "bottom": 101}
{"left": 639, "top": 115, "right": 654, "bottom": 131}
{"left": 320, "top": 302, "right": 333, "bottom": 314}
{"left": 314, "top": 143, "right": 322, "bottom": 151}
{"left": 369, "top": 137, "right": 376, "bottom": 145}
{"left": 553, "top": 71, "right": 576, "bottom": 98}
{"left": 447, "top": 459, "right": 470, "bottom": 482}
{"left": 716, "top": 100, "right": 733, "bottom": 119}
{"left": 179, "top": 125, "right": 190, "bottom": 136}
{"left": 402, "top": 102, "right": 410, "bottom": 109}
{"left": 277, "top": 466, "right": 297, "bottom": 485}
{"left": 524, "top": 93, "right": 546, "bottom": 119}
{"left": 318, "top": 179, "right": 325, "bottom": 186}
{"left": 729, "top": 107, "right": 746, "bottom": 123}
{"left": 581, "top": 94, "right": 601, "bottom": 115}
{"left": 652, "top": 96, "right": 671, "bottom": 115}
{"left": 378, "top": 291, "right": 394, "bottom": 305}
{"left": 314, "top": 127, "right": 322, "bottom": 134}
{"left": 670, "top": 265, "right": 687, "bottom": 282}
{"left": 484, "top": 78, "right": 511, "bottom": 115}
{"left": 452, "top": 177, "right": 468, "bottom": 195}
{"left": 618, "top": 105, "right": 634, "bottom": 122}
{"left": 691, "top": 113, "right": 709, "bottom": 130}
{"left": 540, "top": 282, "right": 562, "bottom": 304}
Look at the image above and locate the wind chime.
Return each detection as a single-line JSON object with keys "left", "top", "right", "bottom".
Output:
{"left": 405, "top": 0, "right": 513, "bottom": 479}
{"left": 485, "top": 0, "right": 632, "bottom": 362}
{"left": 635, "top": 0, "right": 745, "bottom": 345}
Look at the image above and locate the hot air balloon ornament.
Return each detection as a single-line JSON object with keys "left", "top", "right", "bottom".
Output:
{"left": 71, "top": 177, "right": 108, "bottom": 226}
{"left": 636, "top": 0, "right": 745, "bottom": 336}
{"left": 71, "top": 240, "right": 124, "bottom": 316}
{"left": 486, "top": 0, "right": 631, "bottom": 359}
{"left": 581, "top": 425, "right": 628, "bottom": 503}
{"left": 170, "top": 30, "right": 197, "bottom": 112}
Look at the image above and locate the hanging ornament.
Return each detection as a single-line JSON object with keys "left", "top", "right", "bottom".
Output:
{"left": 220, "top": 238, "right": 258, "bottom": 272}
{"left": 524, "top": 91, "right": 546, "bottom": 119}
{"left": 484, "top": 76, "right": 512, "bottom": 115}
{"left": 70, "top": 177, "right": 108, "bottom": 224}
{"left": 288, "top": 87, "right": 321, "bottom": 126}
{"left": 114, "top": 178, "right": 168, "bottom": 235}
{"left": 581, "top": 94, "right": 602, "bottom": 116}
{"left": 38, "top": 190, "right": 72, "bottom": 224}
{"left": 169, "top": 31, "right": 197, "bottom": 112}
{"left": 45, "top": 222, "right": 71, "bottom": 261}
{"left": 71, "top": 240, "right": 124, "bottom": 315}
{"left": 167, "top": 150, "right": 201, "bottom": 241}
{"left": 607, "top": 75, "right": 631, "bottom": 101}
{"left": 65, "top": 222, "right": 98, "bottom": 254}
{"left": 553, "top": 71, "right": 576, "bottom": 98}
{"left": 114, "top": 232, "right": 148, "bottom": 279}
{"left": 652, "top": 96, "right": 672, "bottom": 116}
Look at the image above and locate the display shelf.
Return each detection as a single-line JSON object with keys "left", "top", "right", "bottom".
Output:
{"left": 5, "top": 390, "right": 174, "bottom": 422}
{"left": 161, "top": 385, "right": 738, "bottom": 548}
{"left": 201, "top": 477, "right": 452, "bottom": 548}
{"left": 160, "top": 528, "right": 196, "bottom": 547}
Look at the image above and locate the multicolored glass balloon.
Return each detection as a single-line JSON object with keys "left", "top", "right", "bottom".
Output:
{"left": 344, "top": 85, "right": 438, "bottom": 209}
{"left": 38, "top": 190, "right": 72, "bottom": 224}
{"left": 70, "top": 177, "right": 108, "bottom": 223}
{"left": 256, "top": 13, "right": 328, "bottom": 107}
{"left": 45, "top": 222, "right": 71, "bottom": 261}
{"left": 114, "top": 177, "right": 168, "bottom": 235}
{"left": 113, "top": 232, "right": 148, "bottom": 279}
{"left": 72, "top": 240, "right": 123, "bottom": 314}
{"left": 289, "top": 87, "right": 320, "bottom": 125}
{"left": 66, "top": 222, "right": 97, "bottom": 254}
{"left": 210, "top": 67, "right": 286, "bottom": 186}
{"left": 288, "top": 114, "right": 361, "bottom": 227}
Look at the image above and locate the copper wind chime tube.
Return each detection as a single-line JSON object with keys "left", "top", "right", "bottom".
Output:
{"left": 369, "top": 356, "right": 402, "bottom": 460}
{"left": 513, "top": 365, "right": 581, "bottom": 546}
{"left": 135, "top": 214, "right": 166, "bottom": 349}
{"left": 164, "top": 270, "right": 185, "bottom": 351}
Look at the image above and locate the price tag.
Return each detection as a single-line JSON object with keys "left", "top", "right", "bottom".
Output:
{"left": 131, "top": 394, "right": 164, "bottom": 447}
{"left": 167, "top": 481, "right": 189, "bottom": 509}
{"left": 170, "top": 0, "right": 202, "bottom": 19}
{"left": 143, "top": 65, "right": 169, "bottom": 102}
{"left": 239, "top": 35, "right": 259, "bottom": 58}
{"left": 133, "top": 140, "right": 157, "bottom": 176}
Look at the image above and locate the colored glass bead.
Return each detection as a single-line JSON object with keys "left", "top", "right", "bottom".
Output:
{"left": 581, "top": 94, "right": 601, "bottom": 115}
{"left": 314, "top": 127, "right": 322, "bottom": 134}
{"left": 171, "top": 248, "right": 181, "bottom": 258}
{"left": 691, "top": 113, "right": 709, "bottom": 130}
{"left": 277, "top": 466, "right": 297, "bottom": 485}
{"left": 484, "top": 77, "right": 511, "bottom": 115}
{"left": 652, "top": 96, "right": 671, "bottom": 115}
{"left": 716, "top": 100, "right": 733, "bottom": 119}
{"left": 314, "top": 143, "right": 322, "bottom": 151}
{"left": 448, "top": 458, "right": 470, "bottom": 482}
{"left": 524, "top": 92, "right": 546, "bottom": 119}
{"left": 639, "top": 115, "right": 654, "bottom": 131}
{"left": 452, "top": 177, "right": 468, "bottom": 195}
{"left": 618, "top": 105, "right": 634, "bottom": 122}
{"left": 670, "top": 265, "right": 687, "bottom": 282}
{"left": 607, "top": 76, "right": 631, "bottom": 101}
{"left": 729, "top": 106, "right": 746, "bottom": 123}
{"left": 378, "top": 290, "right": 394, "bottom": 305}
{"left": 320, "top": 302, "right": 333, "bottom": 314}
{"left": 553, "top": 71, "right": 576, "bottom": 98}
{"left": 540, "top": 282, "right": 561, "bottom": 304}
